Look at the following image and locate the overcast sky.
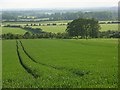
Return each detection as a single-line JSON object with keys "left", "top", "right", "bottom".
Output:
{"left": 0, "top": 0, "right": 119, "bottom": 9}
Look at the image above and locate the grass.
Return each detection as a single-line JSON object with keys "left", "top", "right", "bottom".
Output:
{"left": 31, "top": 24, "right": 118, "bottom": 33}
{"left": 1, "top": 27, "right": 27, "bottom": 34}
{"left": 2, "top": 40, "right": 36, "bottom": 88}
{"left": 100, "top": 24, "right": 118, "bottom": 31}
{"left": 32, "top": 26, "right": 67, "bottom": 33}
{"left": 3, "top": 39, "right": 118, "bottom": 88}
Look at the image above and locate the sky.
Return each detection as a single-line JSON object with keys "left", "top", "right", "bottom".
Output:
{"left": 0, "top": 0, "right": 119, "bottom": 9}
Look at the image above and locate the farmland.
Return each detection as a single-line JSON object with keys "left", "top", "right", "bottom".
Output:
{"left": 2, "top": 27, "right": 27, "bottom": 34}
{"left": 1, "top": 20, "right": 118, "bottom": 34}
{"left": 31, "top": 24, "right": 118, "bottom": 33}
{"left": 1, "top": 24, "right": 118, "bottom": 34}
{"left": 100, "top": 24, "right": 118, "bottom": 31}
{"left": 1, "top": 3, "right": 119, "bottom": 89}
{"left": 2, "top": 39, "right": 118, "bottom": 88}
{"left": 32, "top": 26, "right": 66, "bottom": 33}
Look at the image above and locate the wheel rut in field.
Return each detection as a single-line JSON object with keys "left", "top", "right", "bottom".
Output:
{"left": 20, "top": 40, "right": 58, "bottom": 68}
{"left": 16, "top": 40, "right": 39, "bottom": 78}
{"left": 19, "top": 40, "right": 66, "bottom": 70}
{"left": 19, "top": 40, "right": 90, "bottom": 77}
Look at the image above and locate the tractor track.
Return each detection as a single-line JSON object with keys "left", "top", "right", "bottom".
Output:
{"left": 19, "top": 40, "right": 60, "bottom": 70}
{"left": 19, "top": 40, "right": 90, "bottom": 76}
{"left": 16, "top": 40, "right": 39, "bottom": 78}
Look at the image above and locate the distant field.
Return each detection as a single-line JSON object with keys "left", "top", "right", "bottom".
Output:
{"left": 1, "top": 24, "right": 118, "bottom": 34}
{"left": 31, "top": 24, "right": 118, "bottom": 33}
{"left": 100, "top": 24, "right": 118, "bottom": 31}
{"left": 2, "top": 20, "right": 72, "bottom": 25}
{"left": 32, "top": 26, "right": 66, "bottom": 33}
{"left": 3, "top": 39, "right": 118, "bottom": 88}
{"left": 2, "top": 27, "right": 27, "bottom": 34}
{"left": 1, "top": 20, "right": 118, "bottom": 34}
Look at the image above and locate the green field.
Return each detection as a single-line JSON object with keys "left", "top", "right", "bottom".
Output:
{"left": 31, "top": 24, "right": 118, "bottom": 33}
{"left": 1, "top": 20, "right": 118, "bottom": 34}
{"left": 3, "top": 39, "right": 118, "bottom": 88}
{"left": 32, "top": 26, "right": 66, "bottom": 33}
{"left": 100, "top": 24, "right": 118, "bottom": 31}
{"left": 1, "top": 24, "right": 118, "bottom": 34}
{"left": 1, "top": 27, "right": 27, "bottom": 34}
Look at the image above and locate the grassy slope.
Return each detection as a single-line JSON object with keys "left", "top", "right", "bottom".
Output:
{"left": 21, "top": 39, "right": 118, "bottom": 88}
{"left": 2, "top": 27, "right": 27, "bottom": 34}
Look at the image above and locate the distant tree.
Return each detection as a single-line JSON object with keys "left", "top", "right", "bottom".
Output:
{"left": 30, "top": 24, "right": 33, "bottom": 26}
{"left": 23, "top": 32, "right": 31, "bottom": 39}
{"left": 52, "top": 23, "right": 57, "bottom": 26}
{"left": 99, "top": 30, "right": 120, "bottom": 38}
{"left": 66, "top": 18, "right": 100, "bottom": 39}
{"left": 39, "top": 23, "right": 41, "bottom": 26}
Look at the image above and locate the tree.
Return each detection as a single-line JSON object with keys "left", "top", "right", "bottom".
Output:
{"left": 23, "top": 32, "right": 31, "bottom": 39}
{"left": 66, "top": 18, "right": 100, "bottom": 39}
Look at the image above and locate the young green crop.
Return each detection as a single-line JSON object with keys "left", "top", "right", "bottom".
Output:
{"left": 2, "top": 40, "right": 36, "bottom": 88}
{"left": 15, "top": 40, "right": 92, "bottom": 88}
{"left": 3, "top": 39, "right": 118, "bottom": 88}
{"left": 15, "top": 39, "right": 119, "bottom": 87}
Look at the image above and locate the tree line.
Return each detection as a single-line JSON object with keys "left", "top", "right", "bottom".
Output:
{"left": 1, "top": 18, "right": 120, "bottom": 39}
{"left": 1, "top": 30, "right": 120, "bottom": 40}
{"left": 1, "top": 32, "right": 70, "bottom": 39}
